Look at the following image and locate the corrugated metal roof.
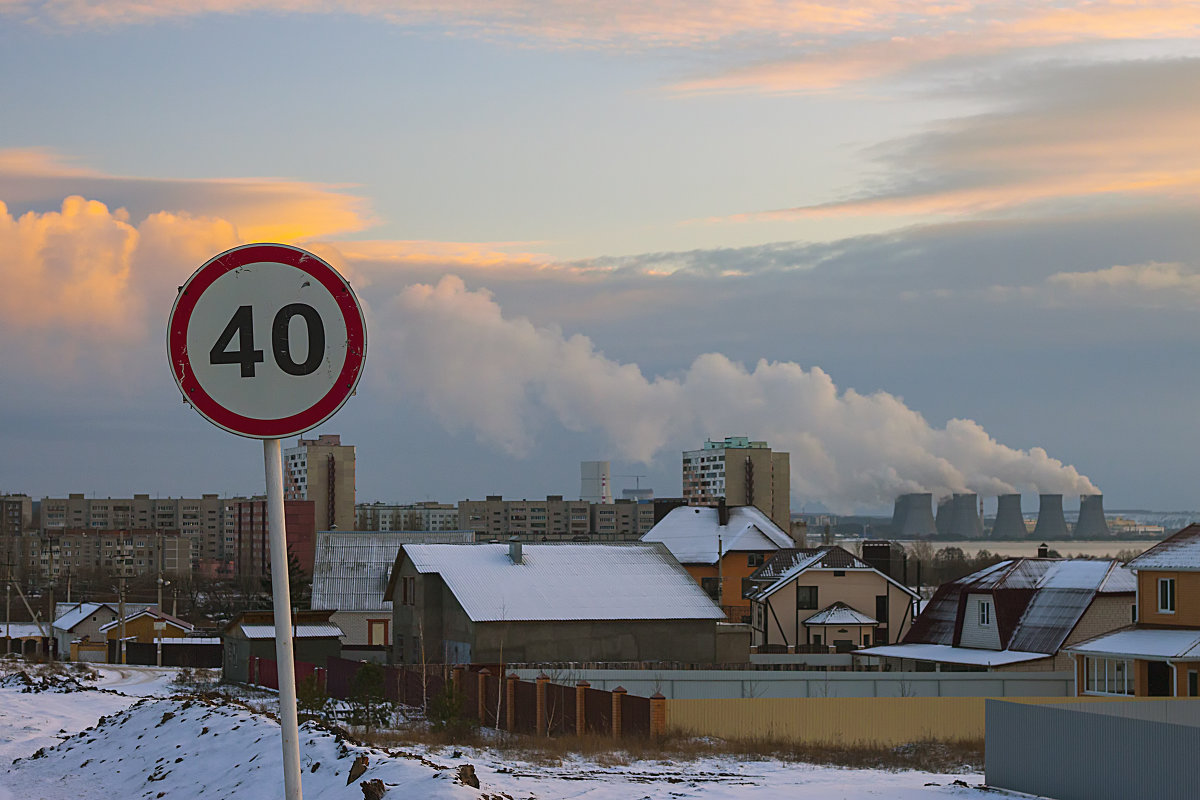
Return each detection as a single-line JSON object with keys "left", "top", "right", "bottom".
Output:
{"left": 310, "top": 531, "right": 475, "bottom": 611}
{"left": 641, "top": 505, "right": 793, "bottom": 564}
{"left": 804, "top": 602, "right": 877, "bottom": 626}
{"left": 404, "top": 542, "right": 726, "bottom": 622}
{"left": 239, "top": 623, "right": 344, "bottom": 639}
{"left": 1128, "top": 525, "right": 1200, "bottom": 572}
{"left": 52, "top": 603, "right": 114, "bottom": 631}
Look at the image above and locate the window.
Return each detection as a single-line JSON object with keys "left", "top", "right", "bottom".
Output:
{"left": 367, "top": 619, "right": 389, "bottom": 646}
{"left": 1084, "top": 656, "right": 1133, "bottom": 696}
{"left": 979, "top": 600, "right": 992, "bottom": 626}
{"left": 401, "top": 576, "right": 416, "bottom": 606}
{"left": 797, "top": 585, "right": 818, "bottom": 610}
{"left": 1190, "top": 671, "right": 1198, "bottom": 698}
{"left": 1158, "top": 578, "right": 1176, "bottom": 613}
{"left": 875, "top": 595, "right": 889, "bottom": 624}
{"left": 700, "top": 577, "right": 721, "bottom": 601}
{"left": 747, "top": 553, "right": 764, "bottom": 568}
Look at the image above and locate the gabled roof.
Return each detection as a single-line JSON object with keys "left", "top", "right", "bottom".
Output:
{"left": 804, "top": 602, "right": 877, "bottom": 626}
{"left": 904, "top": 557, "right": 1133, "bottom": 657}
{"left": 98, "top": 608, "right": 194, "bottom": 633}
{"left": 1128, "top": 524, "right": 1200, "bottom": 572}
{"left": 223, "top": 610, "right": 342, "bottom": 640}
{"left": 309, "top": 531, "right": 475, "bottom": 612}
{"left": 640, "top": 505, "right": 793, "bottom": 565}
{"left": 747, "top": 546, "right": 919, "bottom": 602}
{"left": 53, "top": 603, "right": 118, "bottom": 632}
{"left": 393, "top": 542, "right": 726, "bottom": 623}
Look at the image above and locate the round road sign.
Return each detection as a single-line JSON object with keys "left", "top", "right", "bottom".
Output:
{"left": 168, "top": 243, "right": 367, "bottom": 438}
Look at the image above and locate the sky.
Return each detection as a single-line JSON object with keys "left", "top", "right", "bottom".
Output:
{"left": 3, "top": 1, "right": 1200, "bottom": 514}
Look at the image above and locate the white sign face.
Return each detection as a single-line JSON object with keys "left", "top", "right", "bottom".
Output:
{"left": 168, "top": 244, "right": 367, "bottom": 438}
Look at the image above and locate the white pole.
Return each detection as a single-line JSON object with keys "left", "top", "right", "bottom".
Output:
{"left": 265, "top": 437, "right": 303, "bottom": 800}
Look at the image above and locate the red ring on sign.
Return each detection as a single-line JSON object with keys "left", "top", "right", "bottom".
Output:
{"left": 167, "top": 243, "right": 367, "bottom": 439}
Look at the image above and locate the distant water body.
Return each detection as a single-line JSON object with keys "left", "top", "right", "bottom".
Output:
{"left": 893, "top": 540, "right": 1155, "bottom": 558}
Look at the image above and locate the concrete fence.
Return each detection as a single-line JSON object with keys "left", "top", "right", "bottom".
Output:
{"left": 510, "top": 668, "right": 1074, "bottom": 699}
{"left": 986, "top": 699, "right": 1200, "bottom": 800}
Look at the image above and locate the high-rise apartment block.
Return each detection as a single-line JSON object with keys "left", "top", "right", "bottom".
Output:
{"left": 284, "top": 434, "right": 355, "bottom": 532}
{"left": 456, "top": 495, "right": 654, "bottom": 541}
{"left": 23, "top": 529, "right": 191, "bottom": 583}
{"left": 580, "top": 461, "right": 613, "bottom": 503}
{"left": 355, "top": 502, "right": 460, "bottom": 532}
{"left": 682, "top": 437, "right": 791, "bottom": 531}
{"left": 38, "top": 493, "right": 243, "bottom": 565}
{"left": 231, "top": 499, "right": 316, "bottom": 580}
{"left": 1, "top": 494, "right": 32, "bottom": 579}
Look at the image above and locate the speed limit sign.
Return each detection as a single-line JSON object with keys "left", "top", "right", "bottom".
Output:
{"left": 167, "top": 243, "right": 366, "bottom": 438}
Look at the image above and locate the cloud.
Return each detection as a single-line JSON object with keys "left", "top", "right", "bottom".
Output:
{"left": 714, "top": 58, "right": 1200, "bottom": 222}
{"left": 0, "top": 148, "right": 372, "bottom": 242}
{"left": 382, "top": 274, "right": 1098, "bottom": 510}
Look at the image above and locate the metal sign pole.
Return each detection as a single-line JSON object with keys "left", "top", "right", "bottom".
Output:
{"left": 265, "top": 437, "right": 303, "bottom": 800}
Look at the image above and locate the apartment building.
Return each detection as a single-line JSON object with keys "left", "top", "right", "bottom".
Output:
{"left": 284, "top": 434, "right": 355, "bottom": 532}
{"left": 682, "top": 437, "right": 791, "bottom": 531}
{"left": 232, "top": 499, "right": 316, "bottom": 580}
{"left": 456, "top": 495, "right": 653, "bottom": 541}
{"left": 23, "top": 528, "right": 191, "bottom": 583}
{"left": 1, "top": 494, "right": 32, "bottom": 578}
{"left": 354, "top": 502, "right": 460, "bottom": 532}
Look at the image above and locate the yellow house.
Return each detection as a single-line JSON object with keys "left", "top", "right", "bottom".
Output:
{"left": 100, "top": 608, "right": 194, "bottom": 645}
{"left": 747, "top": 546, "right": 919, "bottom": 651}
{"left": 1068, "top": 525, "right": 1200, "bottom": 697}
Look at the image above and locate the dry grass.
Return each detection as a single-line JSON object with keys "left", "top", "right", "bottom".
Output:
{"left": 356, "top": 724, "right": 983, "bottom": 773}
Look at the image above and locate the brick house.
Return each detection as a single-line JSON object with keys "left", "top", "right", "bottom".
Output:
{"left": 1067, "top": 525, "right": 1200, "bottom": 696}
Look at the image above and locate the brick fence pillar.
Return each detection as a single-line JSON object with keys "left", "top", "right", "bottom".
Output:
{"left": 477, "top": 668, "right": 490, "bottom": 726}
{"left": 506, "top": 673, "right": 518, "bottom": 732}
{"left": 611, "top": 686, "right": 626, "bottom": 739}
{"left": 575, "top": 681, "right": 590, "bottom": 736}
{"left": 650, "top": 691, "right": 666, "bottom": 739}
{"left": 536, "top": 673, "right": 549, "bottom": 736}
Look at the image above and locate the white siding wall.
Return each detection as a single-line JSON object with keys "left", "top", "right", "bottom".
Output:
{"left": 958, "top": 593, "right": 1002, "bottom": 650}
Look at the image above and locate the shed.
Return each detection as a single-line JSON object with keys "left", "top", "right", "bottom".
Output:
{"left": 222, "top": 610, "right": 344, "bottom": 683}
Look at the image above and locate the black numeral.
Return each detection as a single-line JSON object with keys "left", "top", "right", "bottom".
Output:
{"left": 209, "top": 303, "right": 325, "bottom": 378}
{"left": 272, "top": 303, "right": 325, "bottom": 376}
{"left": 209, "top": 305, "right": 264, "bottom": 377}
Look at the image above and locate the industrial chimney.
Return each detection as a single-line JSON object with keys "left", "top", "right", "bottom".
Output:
{"left": 1033, "top": 494, "right": 1069, "bottom": 540}
{"left": 991, "top": 494, "right": 1028, "bottom": 539}
{"left": 1074, "top": 495, "right": 1111, "bottom": 538}
{"left": 891, "top": 493, "right": 936, "bottom": 538}
{"left": 949, "top": 493, "right": 984, "bottom": 539}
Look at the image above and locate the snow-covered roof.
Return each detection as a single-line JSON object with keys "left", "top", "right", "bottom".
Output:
{"left": 1066, "top": 627, "right": 1200, "bottom": 660}
{"left": 98, "top": 610, "right": 193, "bottom": 634}
{"left": 52, "top": 603, "right": 117, "bottom": 632}
{"left": 804, "top": 602, "right": 877, "bottom": 626}
{"left": 641, "top": 505, "right": 793, "bottom": 565}
{"left": 1128, "top": 525, "right": 1200, "bottom": 572}
{"left": 238, "top": 623, "right": 344, "bottom": 639}
{"left": 857, "top": 643, "right": 1051, "bottom": 666}
{"left": 310, "top": 531, "right": 475, "bottom": 612}
{"left": 400, "top": 542, "right": 726, "bottom": 623}
{"left": 0, "top": 622, "right": 46, "bottom": 638}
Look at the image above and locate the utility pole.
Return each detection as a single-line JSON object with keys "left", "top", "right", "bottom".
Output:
{"left": 118, "top": 574, "right": 126, "bottom": 665}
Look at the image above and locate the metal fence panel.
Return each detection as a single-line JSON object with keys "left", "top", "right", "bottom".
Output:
{"left": 986, "top": 700, "right": 1200, "bottom": 800}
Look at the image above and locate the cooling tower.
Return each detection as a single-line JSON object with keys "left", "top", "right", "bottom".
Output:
{"left": 991, "top": 494, "right": 1028, "bottom": 539}
{"left": 1033, "top": 493, "right": 1069, "bottom": 540}
{"left": 891, "top": 493, "right": 936, "bottom": 537}
{"left": 948, "top": 493, "right": 984, "bottom": 539}
{"left": 935, "top": 495, "right": 953, "bottom": 537}
{"left": 1074, "top": 494, "right": 1111, "bottom": 538}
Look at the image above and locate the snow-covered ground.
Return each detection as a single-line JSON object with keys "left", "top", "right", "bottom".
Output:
{"left": 0, "top": 661, "right": 1020, "bottom": 799}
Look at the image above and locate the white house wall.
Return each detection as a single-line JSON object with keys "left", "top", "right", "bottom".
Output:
{"left": 958, "top": 593, "right": 1002, "bottom": 650}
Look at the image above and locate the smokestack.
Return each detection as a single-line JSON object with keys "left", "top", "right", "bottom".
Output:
{"left": 936, "top": 496, "right": 953, "bottom": 537}
{"left": 991, "top": 494, "right": 1027, "bottom": 539}
{"left": 1033, "top": 494, "right": 1068, "bottom": 540}
{"left": 717, "top": 498, "right": 729, "bottom": 527}
{"left": 949, "top": 493, "right": 983, "bottom": 539}
{"left": 892, "top": 493, "right": 936, "bottom": 538}
{"left": 1074, "top": 494, "right": 1111, "bottom": 538}
{"left": 508, "top": 536, "right": 523, "bottom": 565}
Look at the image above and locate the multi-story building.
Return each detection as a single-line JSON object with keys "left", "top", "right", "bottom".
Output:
{"left": 354, "top": 502, "right": 460, "bottom": 532}
{"left": 1, "top": 494, "right": 32, "bottom": 579}
{"left": 284, "top": 434, "right": 355, "bottom": 532}
{"left": 456, "top": 495, "right": 653, "bottom": 541}
{"left": 38, "top": 493, "right": 244, "bottom": 565}
{"left": 23, "top": 528, "right": 191, "bottom": 583}
{"left": 580, "top": 461, "right": 613, "bottom": 503}
{"left": 232, "top": 499, "right": 316, "bottom": 580}
{"left": 682, "top": 436, "right": 791, "bottom": 531}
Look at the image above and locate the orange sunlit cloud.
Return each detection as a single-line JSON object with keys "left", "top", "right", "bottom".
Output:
{"left": 0, "top": 148, "right": 373, "bottom": 243}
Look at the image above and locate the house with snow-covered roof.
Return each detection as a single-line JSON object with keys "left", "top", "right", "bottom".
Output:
{"left": 222, "top": 610, "right": 344, "bottom": 684}
{"left": 385, "top": 540, "right": 728, "bottom": 666}
{"left": 744, "top": 545, "right": 919, "bottom": 652}
{"left": 860, "top": 557, "right": 1135, "bottom": 672}
{"left": 1066, "top": 524, "right": 1200, "bottom": 697}
{"left": 640, "top": 503, "right": 795, "bottom": 623}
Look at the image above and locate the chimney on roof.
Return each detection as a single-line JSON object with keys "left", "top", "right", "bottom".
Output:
{"left": 717, "top": 498, "right": 729, "bottom": 527}
{"left": 508, "top": 536, "right": 522, "bottom": 565}
{"left": 1037, "top": 543, "right": 1050, "bottom": 558}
